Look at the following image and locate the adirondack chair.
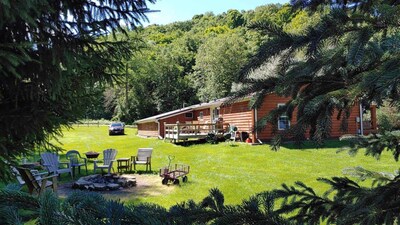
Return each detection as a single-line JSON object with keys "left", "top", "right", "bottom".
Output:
{"left": 10, "top": 166, "right": 26, "bottom": 187}
{"left": 131, "top": 148, "right": 153, "bottom": 171}
{"left": 16, "top": 167, "right": 57, "bottom": 195}
{"left": 66, "top": 150, "right": 88, "bottom": 176}
{"left": 10, "top": 166, "right": 46, "bottom": 187}
{"left": 94, "top": 149, "right": 117, "bottom": 174}
{"left": 41, "top": 152, "right": 73, "bottom": 178}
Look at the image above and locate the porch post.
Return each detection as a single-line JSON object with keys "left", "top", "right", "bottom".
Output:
{"left": 164, "top": 122, "right": 167, "bottom": 139}
{"left": 370, "top": 104, "right": 377, "bottom": 131}
{"left": 251, "top": 109, "right": 256, "bottom": 143}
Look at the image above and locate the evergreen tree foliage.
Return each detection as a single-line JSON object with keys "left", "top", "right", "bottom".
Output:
{"left": 275, "top": 176, "right": 400, "bottom": 225}
{"left": 234, "top": 0, "right": 400, "bottom": 223}
{"left": 0, "top": 187, "right": 291, "bottom": 225}
{"left": 0, "top": 186, "right": 39, "bottom": 224}
{"left": 0, "top": 0, "right": 155, "bottom": 178}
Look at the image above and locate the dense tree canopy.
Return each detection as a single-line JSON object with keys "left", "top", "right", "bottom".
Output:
{"left": 106, "top": 4, "right": 293, "bottom": 123}
{"left": 0, "top": 0, "right": 155, "bottom": 178}
{"left": 191, "top": 30, "right": 250, "bottom": 102}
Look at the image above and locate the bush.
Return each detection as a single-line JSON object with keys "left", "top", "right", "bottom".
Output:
{"left": 377, "top": 103, "right": 400, "bottom": 132}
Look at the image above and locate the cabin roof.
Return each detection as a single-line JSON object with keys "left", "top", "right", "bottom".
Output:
{"left": 134, "top": 98, "right": 227, "bottom": 124}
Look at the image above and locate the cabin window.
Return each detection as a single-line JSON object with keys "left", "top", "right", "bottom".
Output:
{"left": 185, "top": 112, "right": 193, "bottom": 118}
{"left": 277, "top": 104, "right": 290, "bottom": 130}
{"left": 212, "top": 108, "right": 220, "bottom": 122}
{"left": 199, "top": 111, "right": 203, "bottom": 119}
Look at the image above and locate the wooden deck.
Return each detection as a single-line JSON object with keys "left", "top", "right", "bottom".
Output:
{"left": 164, "top": 123, "right": 228, "bottom": 142}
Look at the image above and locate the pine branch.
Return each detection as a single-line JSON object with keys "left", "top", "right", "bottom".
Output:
{"left": 347, "top": 27, "right": 373, "bottom": 66}
{"left": 342, "top": 166, "right": 397, "bottom": 185}
{"left": 39, "top": 191, "right": 61, "bottom": 225}
{"left": 0, "top": 189, "right": 39, "bottom": 210}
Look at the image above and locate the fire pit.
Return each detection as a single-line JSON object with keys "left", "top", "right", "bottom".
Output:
{"left": 72, "top": 174, "right": 136, "bottom": 191}
{"left": 85, "top": 151, "right": 100, "bottom": 159}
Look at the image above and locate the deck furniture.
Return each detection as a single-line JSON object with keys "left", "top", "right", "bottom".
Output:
{"left": 10, "top": 166, "right": 27, "bottom": 187}
{"left": 66, "top": 150, "right": 88, "bottom": 176}
{"left": 131, "top": 148, "right": 152, "bottom": 171}
{"left": 16, "top": 167, "right": 57, "bottom": 195}
{"left": 9, "top": 161, "right": 42, "bottom": 187}
{"left": 94, "top": 149, "right": 117, "bottom": 174}
{"left": 41, "top": 152, "right": 73, "bottom": 178}
{"left": 117, "top": 158, "right": 130, "bottom": 173}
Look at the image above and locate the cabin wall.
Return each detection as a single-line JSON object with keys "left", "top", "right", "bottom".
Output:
{"left": 137, "top": 95, "right": 363, "bottom": 141}
{"left": 256, "top": 94, "right": 360, "bottom": 140}
{"left": 331, "top": 104, "right": 360, "bottom": 137}
{"left": 193, "top": 108, "right": 211, "bottom": 123}
{"left": 137, "top": 122, "right": 159, "bottom": 137}
{"left": 256, "top": 94, "right": 293, "bottom": 140}
{"left": 220, "top": 101, "right": 253, "bottom": 136}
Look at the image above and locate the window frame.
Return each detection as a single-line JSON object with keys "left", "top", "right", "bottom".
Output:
{"left": 277, "top": 103, "right": 290, "bottom": 130}
{"left": 212, "top": 108, "right": 220, "bottom": 121}
{"left": 185, "top": 112, "right": 193, "bottom": 118}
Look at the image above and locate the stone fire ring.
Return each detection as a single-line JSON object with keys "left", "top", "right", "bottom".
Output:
{"left": 72, "top": 174, "right": 136, "bottom": 191}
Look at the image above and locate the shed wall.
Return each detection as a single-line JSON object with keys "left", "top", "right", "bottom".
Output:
{"left": 137, "top": 122, "right": 159, "bottom": 137}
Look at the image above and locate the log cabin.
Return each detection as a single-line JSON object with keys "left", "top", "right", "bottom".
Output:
{"left": 135, "top": 94, "right": 377, "bottom": 143}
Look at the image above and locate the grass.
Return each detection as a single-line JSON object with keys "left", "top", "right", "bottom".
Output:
{"left": 34, "top": 126, "right": 400, "bottom": 207}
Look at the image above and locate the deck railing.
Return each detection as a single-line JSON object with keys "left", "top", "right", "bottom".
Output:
{"left": 164, "top": 122, "right": 229, "bottom": 141}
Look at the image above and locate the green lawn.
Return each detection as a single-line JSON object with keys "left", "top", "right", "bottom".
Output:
{"left": 43, "top": 126, "right": 398, "bottom": 207}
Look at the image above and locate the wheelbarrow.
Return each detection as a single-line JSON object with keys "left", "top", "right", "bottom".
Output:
{"left": 159, "top": 155, "right": 190, "bottom": 185}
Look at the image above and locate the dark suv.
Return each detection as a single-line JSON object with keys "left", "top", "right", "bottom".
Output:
{"left": 109, "top": 122, "right": 125, "bottom": 135}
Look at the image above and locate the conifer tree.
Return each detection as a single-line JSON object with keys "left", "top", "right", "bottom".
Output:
{"left": 237, "top": 0, "right": 400, "bottom": 223}
{"left": 237, "top": 0, "right": 400, "bottom": 146}
{"left": 0, "top": 0, "right": 155, "bottom": 178}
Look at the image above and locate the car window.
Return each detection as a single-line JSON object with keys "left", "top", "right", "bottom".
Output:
{"left": 111, "top": 123, "right": 122, "bottom": 127}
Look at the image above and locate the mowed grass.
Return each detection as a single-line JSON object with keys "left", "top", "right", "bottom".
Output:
{"left": 51, "top": 126, "right": 398, "bottom": 207}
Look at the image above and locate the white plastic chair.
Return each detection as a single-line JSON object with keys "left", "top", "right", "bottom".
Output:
{"left": 131, "top": 148, "right": 153, "bottom": 171}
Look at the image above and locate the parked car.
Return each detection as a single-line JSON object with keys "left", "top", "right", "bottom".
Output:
{"left": 109, "top": 122, "right": 125, "bottom": 135}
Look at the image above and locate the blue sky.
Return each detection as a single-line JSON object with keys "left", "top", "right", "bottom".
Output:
{"left": 144, "top": 0, "right": 289, "bottom": 25}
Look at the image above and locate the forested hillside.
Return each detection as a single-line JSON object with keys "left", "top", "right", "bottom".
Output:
{"left": 89, "top": 3, "right": 319, "bottom": 123}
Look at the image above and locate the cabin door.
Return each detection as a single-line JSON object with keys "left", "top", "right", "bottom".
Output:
{"left": 211, "top": 107, "right": 220, "bottom": 123}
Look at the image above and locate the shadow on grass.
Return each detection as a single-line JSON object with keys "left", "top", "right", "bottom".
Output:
{"left": 174, "top": 138, "right": 242, "bottom": 147}
{"left": 131, "top": 170, "right": 158, "bottom": 175}
{"left": 281, "top": 139, "right": 351, "bottom": 150}
{"left": 174, "top": 139, "right": 207, "bottom": 147}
